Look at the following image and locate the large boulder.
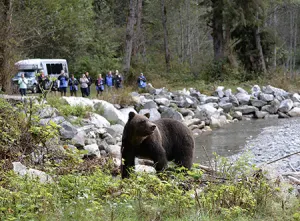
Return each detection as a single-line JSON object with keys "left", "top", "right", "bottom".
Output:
{"left": 62, "top": 96, "right": 94, "bottom": 107}
{"left": 59, "top": 121, "right": 78, "bottom": 140}
{"left": 13, "top": 162, "right": 53, "bottom": 183}
{"left": 251, "top": 99, "right": 267, "bottom": 108}
{"left": 262, "top": 85, "right": 289, "bottom": 97}
{"left": 261, "top": 99, "right": 280, "bottom": 114}
{"left": 143, "top": 100, "right": 158, "bottom": 109}
{"left": 288, "top": 107, "right": 300, "bottom": 117}
{"left": 204, "top": 96, "right": 219, "bottom": 104}
{"left": 105, "top": 124, "right": 124, "bottom": 137}
{"left": 120, "top": 107, "right": 137, "bottom": 122}
{"left": 87, "top": 113, "right": 110, "bottom": 127}
{"left": 84, "top": 144, "right": 101, "bottom": 158}
{"left": 94, "top": 101, "right": 127, "bottom": 125}
{"left": 38, "top": 106, "right": 59, "bottom": 119}
{"left": 214, "top": 86, "right": 225, "bottom": 98}
{"left": 71, "top": 130, "right": 86, "bottom": 148}
{"left": 291, "top": 93, "right": 300, "bottom": 103}
{"left": 139, "top": 108, "right": 161, "bottom": 121}
{"left": 278, "top": 99, "right": 293, "bottom": 113}
{"left": 233, "top": 105, "right": 258, "bottom": 114}
{"left": 161, "top": 108, "right": 184, "bottom": 121}
{"left": 235, "top": 93, "right": 251, "bottom": 105}
{"left": 194, "top": 104, "right": 219, "bottom": 122}
{"left": 259, "top": 93, "right": 274, "bottom": 102}
{"left": 251, "top": 85, "right": 261, "bottom": 98}
{"left": 255, "top": 111, "right": 268, "bottom": 119}
{"left": 218, "top": 102, "right": 232, "bottom": 113}
{"left": 106, "top": 145, "right": 121, "bottom": 159}
{"left": 154, "top": 98, "right": 170, "bottom": 107}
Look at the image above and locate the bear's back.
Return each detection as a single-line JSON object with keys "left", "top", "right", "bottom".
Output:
{"left": 153, "top": 118, "right": 194, "bottom": 159}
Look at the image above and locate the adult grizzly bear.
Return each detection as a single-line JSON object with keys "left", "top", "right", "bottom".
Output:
{"left": 121, "top": 112, "right": 195, "bottom": 178}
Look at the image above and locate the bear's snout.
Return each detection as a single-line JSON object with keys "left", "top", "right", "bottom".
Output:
{"left": 150, "top": 124, "right": 156, "bottom": 131}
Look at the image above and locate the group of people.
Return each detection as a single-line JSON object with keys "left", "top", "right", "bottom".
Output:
{"left": 58, "top": 70, "right": 124, "bottom": 97}
{"left": 18, "top": 70, "right": 147, "bottom": 97}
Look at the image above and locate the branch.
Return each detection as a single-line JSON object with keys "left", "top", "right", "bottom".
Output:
{"left": 266, "top": 151, "right": 300, "bottom": 165}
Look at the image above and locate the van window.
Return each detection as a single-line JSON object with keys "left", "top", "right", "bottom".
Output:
{"left": 46, "top": 63, "right": 63, "bottom": 75}
{"left": 16, "top": 71, "right": 36, "bottom": 78}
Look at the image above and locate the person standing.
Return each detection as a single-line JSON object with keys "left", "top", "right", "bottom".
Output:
{"left": 137, "top": 73, "right": 147, "bottom": 88}
{"left": 80, "top": 74, "right": 89, "bottom": 97}
{"left": 68, "top": 74, "right": 79, "bottom": 97}
{"left": 95, "top": 74, "right": 104, "bottom": 97}
{"left": 115, "top": 70, "right": 123, "bottom": 90}
{"left": 38, "top": 71, "right": 49, "bottom": 92}
{"left": 85, "top": 72, "right": 92, "bottom": 97}
{"left": 18, "top": 73, "right": 28, "bottom": 97}
{"left": 105, "top": 71, "right": 114, "bottom": 92}
{"left": 58, "top": 71, "right": 68, "bottom": 96}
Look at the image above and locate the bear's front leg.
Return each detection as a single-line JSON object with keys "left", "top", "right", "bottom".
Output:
{"left": 121, "top": 146, "right": 135, "bottom": 179}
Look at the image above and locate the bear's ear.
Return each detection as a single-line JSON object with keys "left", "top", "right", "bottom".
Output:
{"left": 144, "top": 113, "right": 150, "bottom": 119}
{"left": 128, "top": 112, "right": 136, "bottom": 121}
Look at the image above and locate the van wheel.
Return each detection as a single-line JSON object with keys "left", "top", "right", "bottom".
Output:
{"left": 32, "top": 85, "right": 38, "bottom": 94}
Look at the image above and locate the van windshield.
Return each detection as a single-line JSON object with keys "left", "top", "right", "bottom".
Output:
{"left": 16, "top": 70, "right": 36, "bottom": 78}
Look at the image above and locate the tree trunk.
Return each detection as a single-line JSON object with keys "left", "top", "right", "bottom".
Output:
{"left": 211, "top": 0, "right": 224, "bottom": 61}
{"left": 292, "top": 8, "right": 297, "bottom": 78}
{"left": 255, "top": 26, "right": 267, "bottom": 74}
{"left": 123, "top": 0, "right": 137, "bottom": 78}
{"left": 132, "top": 0, "right": 143, "bottom": 58}
{"left": 0, "top": 0, "right": 13, "bottom": 93}
{"left": 161, "top": 0, "right": 170, "bottom": 72}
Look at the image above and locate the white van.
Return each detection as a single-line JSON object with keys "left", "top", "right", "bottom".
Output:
{"left": 12, "top": 59, "right": 69, "bottom": 93}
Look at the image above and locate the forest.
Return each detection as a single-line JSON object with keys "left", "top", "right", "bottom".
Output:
{"left": 1, "top": 0, "right": 300, "bottom": 92}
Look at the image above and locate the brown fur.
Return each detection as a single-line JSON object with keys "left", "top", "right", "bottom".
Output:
{"left": 121, "top": 112, "right": 195, "bottom": 178}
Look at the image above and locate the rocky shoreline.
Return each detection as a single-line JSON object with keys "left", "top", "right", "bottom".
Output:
{"left": 5, "top": 83, "right": 300, "bottom": 180}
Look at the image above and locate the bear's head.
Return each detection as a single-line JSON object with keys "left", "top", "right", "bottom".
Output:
{"left": 122, "top": 112, "right": 157, "bottom": 146}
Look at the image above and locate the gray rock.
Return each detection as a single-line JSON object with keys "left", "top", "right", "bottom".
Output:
{"left": 214, "top": 86, "right": 225, "bottom": 98}
{"left": 71, "top": 130, "right": 86, "bottom": 148}
{"left": 225, "top": 89, "right": 232, "bottom": 97}
{"left": 86, "top": 112, "right": 110, "bottom": 127}
{"left": 38, "top": 106, "right": 59, "bottom": 119}
{"left": 158, "top": 105, "right": 169, "bottom": 113}
{"left": 143, "top": 100, "right": 158, "bottom": 109}
{"left": 292, "top": 93, "right": 300, "bottom": 103}
{"left": 211, "top": 115, "right": 227, "bottom": 128}
{"left": 255, "top": 111, "right": 268, "bottom": 119}
{"left": 85, "top": 138, "right": 97, "bottom": 145}
{"left": 233, "top": 105, "right": 258, "bottom": 114}
{"left": 229, "top": 95, "right": 239, "bottom": 107}
{"left": 288, "top": 107, "right": 300, "bottom": 117}
{"left": 262, "top": 85, "right": 289, "bottom": 97}
{"left": 84, "top": 144, "right": 101, "bottom": 158}
{"left": 194, "top": 104, "right": 219, "bottom": 122}
{"left": 278, "top": 112, "right": 290, "bottom": 118}
{"left": 104, "top": 133, "right": 116, "bottom": 145}
{"left": 59, "top": 121, "right": 78, "bottom": 140}
{"left": 184, "top": 118, "right": 202, "bottom": 127}
{"left": 178, "top": 108, "right": 195, "bottom": 117}
{"left": 204, "top": 96, "right": 219, "bottom": 104}
{"left": 218, "top": 103, "right": 232, "bottom": 113}
{"left": 154, "top": 98, "right": 170, "bottom": 107}
{"left": 264, "top": 114, "right": 279, "bottom": 119}
{"left": 261, "top": 99, "right": 280, "bottom": 114}
{"left": 293, "top": 102, "right": 300, "bottom": 108}
{"left": 13, "top": 162, "right": 53, "bottom": 183}
{"left": 250, "top": 99, "right": 267, "bottom": 108}
{"left": 278, "top": 99, "right": 293, "bottom": 113}
{"left": 259, "top": 93, "right": 274, "bottom": 102}
{"left": 135, "top": 165, "right": 156, "bottom": 174}
{"left": 94, "top": 101, "right": 127, "bottom": 126}
{"left": 236, "top": 87, "right": 248, "bottom": 94}
{"left": 139, "top": 108, "right": 161, "bottom": 121}
{"left": 235, "top": 93, "right": 251, "bottom": 105}
{"left": 251, "top": 85, "right": 261, "bottom": 98}
{"left": 161, "top": 108, "right": 184, "bottom": 121}
{"left": 106, "top": 124, "right": 124, "bottom": 137}
{"left": 106, "top": 145, "right": 121, "bottom": 159}
{"left": 97, "top": 140, "right": 109, "bottom": 151}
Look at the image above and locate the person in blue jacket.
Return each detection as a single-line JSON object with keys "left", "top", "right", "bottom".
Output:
{"left": 137, "top": 73, "right": 147, "bottom": 88}
{"left": 105, "top": 71, "right": 114, "bottom": 91}
{"left": 58, "top": 71, "right": 69, "bottom": 96}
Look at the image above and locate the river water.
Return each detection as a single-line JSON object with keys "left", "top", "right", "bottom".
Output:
{"left": 194, "top": 118, "right": 296, "bottom": 164}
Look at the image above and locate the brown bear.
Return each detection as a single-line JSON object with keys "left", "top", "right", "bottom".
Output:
{"left": 121, "top": 112, "right": 195, "bottom": 178}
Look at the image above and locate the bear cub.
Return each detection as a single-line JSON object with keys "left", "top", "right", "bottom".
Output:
{"left": 121, "top": 112, "right": 195, "bottom": 178}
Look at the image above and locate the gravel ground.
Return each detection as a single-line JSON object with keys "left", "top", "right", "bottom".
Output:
{"left": 239, "top": 118, "right": 300, "bottom": 174}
